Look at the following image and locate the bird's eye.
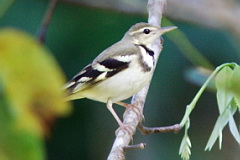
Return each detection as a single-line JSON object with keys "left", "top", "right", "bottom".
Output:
{"left": 143, "top": 28, "right": 150, "bottom": 34}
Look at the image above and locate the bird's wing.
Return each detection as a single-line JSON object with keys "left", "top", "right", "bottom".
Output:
{"left": 65, "top": 41, "right": 139, "bottom": 94}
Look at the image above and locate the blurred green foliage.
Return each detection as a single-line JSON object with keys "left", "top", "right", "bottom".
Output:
{"left": 0, "top": 0, "right": 239, "bottom": 160}
{"left": 0, "top": 0, "right": 14, "bottom": 18}
{"left": 0, "top": 29, "right": 71, "bottom": 159}
{"left": 164, "top": 19, "right": 214, "bottom": 70}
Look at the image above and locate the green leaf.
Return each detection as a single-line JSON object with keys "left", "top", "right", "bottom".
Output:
{"left": 228, "top": 99, "right": 240, "bottom": 144}
{"left": 205, "top": 107, "right": 230, "bottom": 150}
{"left": 180, "top": 64, "right": 225, "bottom": 127}
{"left": 205, "top": 100, "right": 237, "bottom": 150}
{"left": 215, "top": 66, "right": 233, "bottom": 114}
{"left": 228, "top": 113, "right": 240, "bottom": 144}
{"left": 0, "top": 29, "right": 71, "bottom": 160}
{"left": 179, "top": 119, "right": 191, "bottom": 160}
{"left": 179, "top": 135, "right": 191, "bottom": 160}
{"left": 178, "top": 63, "right": 239, "bottom": 160}
{"left": 230, "top": 65, "right": 240, "bottom": 110}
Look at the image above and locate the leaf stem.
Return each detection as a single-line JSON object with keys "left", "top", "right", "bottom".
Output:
{"left": 180, "top": 63, "right": 237, "bottom": 127}
{"left": 38, "top": 0, "right": 58, "bottom": 44}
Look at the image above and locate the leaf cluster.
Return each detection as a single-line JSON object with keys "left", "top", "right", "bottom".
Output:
{"left": 179, "top": 63, "right": 240, "bottom": 160}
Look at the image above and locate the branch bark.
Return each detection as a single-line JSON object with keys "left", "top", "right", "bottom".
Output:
{"left": 138, "top": 123, "right": 181, "bottom": 135}
{"left": 38, "top": 0, "right": 58, "bottom": 44}
{"left": 61, "top": 0, "right": 240, "bottom": 42}
{"left": 107, "top": 0, "right": 166, "bottom": 159}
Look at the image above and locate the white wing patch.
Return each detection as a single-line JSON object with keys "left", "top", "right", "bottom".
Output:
{"left": 94, "top": 72, "right": 107, "bottom": 82}
{"left": 93, "top": 63, "right": 113, "bottom": 72}
{"left": 114, "top": 55, "right": 134, "bottom": 62}
{"left": 77, "top": 77, "right": 92, "bottom": 83}
{"left": 64, "top": 81, "right": 76, "bottom": 89}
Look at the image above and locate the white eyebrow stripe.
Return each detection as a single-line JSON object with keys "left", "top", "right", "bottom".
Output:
{"left": 129, "top": 26, "right": 158, "bottom": 35}
{"left": 129, "top": 29, "right": 142, "bottom": 36}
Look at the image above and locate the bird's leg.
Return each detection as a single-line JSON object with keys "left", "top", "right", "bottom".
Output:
{"left": 107, "top": 99, "right": 133, "bottom": 135}
{"left": 115, "top": 102, "right": 144, "bottom": 121}
{"left": 107, "top": 99, "right": 124, "bottom": 127}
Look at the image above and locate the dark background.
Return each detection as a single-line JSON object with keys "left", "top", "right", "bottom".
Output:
{"left": 1, "top": 0, "right": 239, "bottom": 159}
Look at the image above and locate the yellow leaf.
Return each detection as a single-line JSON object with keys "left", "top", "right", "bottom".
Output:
{"left": 0, "top": 28, "right": 71, "bottom": 136}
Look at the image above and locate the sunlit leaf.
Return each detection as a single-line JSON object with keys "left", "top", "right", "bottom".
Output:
{"left": 230, "top": 65, "right": 240, "bottom": 110}
{"left": 228, "top": 99, "right": 240, "bottom": 144}
{"left": 215, "top": 66, "right": 233, "bottom": 114}
{"left": 229, "top": 113, "right": 240, "bottom": 144}
{"left": 205, "top": 100, "right": 237, "bottom": 151}
{"left": 219, "top": 129, "right": 223, "bottom": 149}
{"left": 179, "top": 134, "right": 191, "bottom": 160}
{"left": 180, "top": 64, "right": 225, "bottom": 127}
{"left": 205, "top": 107, "right": 230, "bottom": 150}
{"left": 179, "top": 119, "right": 191, "bottom": 160}
{"left": 179, "top": 63, "right": 239, "bottom": 160}
{"left": 0, "top": 28, "right": 71, "bottom": 160}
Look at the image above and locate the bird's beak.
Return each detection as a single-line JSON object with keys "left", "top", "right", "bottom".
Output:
{"left": 160, "top": 26, "right": 177, "bottom": 34}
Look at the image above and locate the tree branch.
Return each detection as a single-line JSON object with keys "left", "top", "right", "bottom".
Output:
{"left": 123, "top": 143, "right": 146, "bottom": 151}
{"left": 60, "top": 0, "right": 240, "bottom": 43}
{"left": 38, "top": 0, "right": 58, "bottom": 44}
{"left": 166, "top": 0, "right": 240, "bottom": 42}
{"left": 107, "top": 0, "right": 167, "bottom": 159}
{"left": 138, "top": 123, "right": 181, "bottom": 135}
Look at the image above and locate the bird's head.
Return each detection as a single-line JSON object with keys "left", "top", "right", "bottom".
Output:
{"left": 123, "top": 22, "right": 177, "bottom": 46}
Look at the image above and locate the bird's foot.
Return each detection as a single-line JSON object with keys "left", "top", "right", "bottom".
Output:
{"left": 123, "top": 103, "right": 145, "bottom": 121}
{"left": 115, "top": 123, "right": 135, "bottom": 136}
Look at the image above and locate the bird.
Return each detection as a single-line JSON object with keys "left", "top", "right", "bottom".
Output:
{"left": 65, "top": 22, "right": 176, "bottom": 130}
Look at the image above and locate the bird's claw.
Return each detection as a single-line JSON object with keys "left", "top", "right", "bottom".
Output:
{"left": 115, "top": 123, "right": 135, "bottom": 136}
{"left": 123, "top": 104, "right": 145, "bottom": 121}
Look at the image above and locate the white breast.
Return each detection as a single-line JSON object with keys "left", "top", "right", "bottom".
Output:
{"left": 78, "top": 54, "right": 154, "bottom": 103}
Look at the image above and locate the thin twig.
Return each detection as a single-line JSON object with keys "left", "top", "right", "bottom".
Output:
{"left": 38, "top": 0, "right": 58, "bottom": 44}
{"left": 138, "top": 123, "right": 182, "bottom": 135}
{"left": 123, "top": 143, "right": 146, "bottom": 151}
{"left": 107, "top": 0, "right": 166, "bottom": 160}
